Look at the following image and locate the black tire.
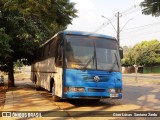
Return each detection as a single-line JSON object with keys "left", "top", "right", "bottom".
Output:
{"left": 91, "top": 99, "right": 101, "bottom": 102}
{"left": 52, "top": 82, "right": 60, "bottom": 102}
{"left": 49, "top": 79, "right": 53, "bottom": 93}
{"left": 0, "top": 83, "right": 4, "bottom": 86}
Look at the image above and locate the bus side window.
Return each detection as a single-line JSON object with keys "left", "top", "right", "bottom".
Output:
{"left": 48, "top": 41, "right": 51, "bottom": 56}
{"left": 55, "top": 46, "right": 61, "bottom": 66}
{"left": 40, "top": 47, "right": 44, "bottom": 60}
{"left": 55, "top": 37, "right": 63, "bottom": 67}
{"left": 43, "top": 47, "right": 45, "bottom": 60}
{"left": 44, "top": 45, "right": 48, "bottom": 59}
{"left": 50, "top": 39, "right": 56, "bottom": 57}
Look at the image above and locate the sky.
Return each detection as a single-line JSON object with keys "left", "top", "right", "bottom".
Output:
{"left": 67, "top": 0, "right": 160, "bottom": 46}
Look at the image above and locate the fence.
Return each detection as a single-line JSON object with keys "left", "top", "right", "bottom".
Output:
{"left": 143, "top": 66, "right": 160, "bottom": 73}
{"left": 122, "top": 66, "right": 160, "bottom": 74}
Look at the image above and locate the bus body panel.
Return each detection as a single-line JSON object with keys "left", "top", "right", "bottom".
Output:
{"left": 63, "top": 69, "right": 122, "bottom": 99}
{"left": 31, "top": 57, "right": 63, "bottom": 97}
{"left": 54, "top": 67, "right": 63, "bottom": 97}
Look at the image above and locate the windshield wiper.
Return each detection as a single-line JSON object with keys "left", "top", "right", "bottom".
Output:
{"left": 82, "top": 54, "right": 95, "bottom": 70}
{"left": 109, "top": 53, "right": 119, "bottom": 72}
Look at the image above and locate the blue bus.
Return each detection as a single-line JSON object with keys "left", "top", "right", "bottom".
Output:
{"left": 31, "top": 31, "right": 123, "bottom": 102}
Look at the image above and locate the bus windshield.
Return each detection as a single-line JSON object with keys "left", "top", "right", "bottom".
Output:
{"left": 65, "top": 35, "right": 121, "bottom": 72}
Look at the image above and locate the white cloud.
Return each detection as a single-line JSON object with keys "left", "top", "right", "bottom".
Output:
{"left": 134, "top": 0, "right": 143, "bottom": 5}
{"left": 74, "top": 0, "right": 94, "bottom": 12}
{"left": 67, "top": 0, "right": 103, "bottom": 32}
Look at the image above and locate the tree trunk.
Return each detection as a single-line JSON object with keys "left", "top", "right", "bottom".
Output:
{"left": 7, "top": 59, "right": 14, "bottom": 87}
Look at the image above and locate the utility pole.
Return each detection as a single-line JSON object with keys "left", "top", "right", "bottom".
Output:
{"left": 116, "top": 12, "right": 120, "bottom": 46}
{"left": 100, "top": 13, "right": 132, "bottom": 47}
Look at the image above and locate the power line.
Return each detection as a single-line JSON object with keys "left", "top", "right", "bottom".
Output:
{"left": 93, "top": 15, "right": 116, "bottom": 33}
{"left": 121, "top": 4, "right": 141, "bottom": 16}
{"left": 121, "top": 4, "right": 139, "bottom": 14}
{"left": 102, "top": 16, "right": 117, "bottom": 32}
{"left": 121, "top": 22, "right": 160, "bottom": 38}
{"left": 120, "top": 18, "right": 134, "bottom": 33}
{"left": 121, "top": 22, "right": 160, "bottom": 35}
{"left": 121, "top": 7, "right": 141, "bottom": 17}
{"left": 121, "top": 30, "right": 160, "bottom": 39}
{"left": 122, "top": 26, "right": 160, "bottom": 36}
{"left": 93, "top": 4, "right": 140, "bottom": 33}
{"left": 122, "top": 22, "right": 160, "bottom": 31}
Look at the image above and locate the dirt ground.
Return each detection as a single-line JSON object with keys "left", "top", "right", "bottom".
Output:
{"left": 0, "top": 72, "right": 160, "bottom": 113}
{"left": 0, "top": 84, "right": 8, "bottom": 110}
{"left": 0, "top": 72, "right": 28, "bottom": 111}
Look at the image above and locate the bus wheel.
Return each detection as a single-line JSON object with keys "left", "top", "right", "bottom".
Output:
{"left": 92, "top": 99, "right": 101, "bottom": 102}
{"left": 52, "top": 82, "right": 60, "bottom": 102}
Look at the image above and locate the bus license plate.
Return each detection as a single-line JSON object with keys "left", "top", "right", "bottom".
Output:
{"left": 110, "top": 94, "right": 118, "bottom": 98}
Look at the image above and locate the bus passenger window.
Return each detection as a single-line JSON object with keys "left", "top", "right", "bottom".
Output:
{"left": 55, "top": 46, "right": 63, "bottom": 67}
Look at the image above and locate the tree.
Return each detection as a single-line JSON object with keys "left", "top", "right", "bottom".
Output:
{"left": 121, "top": 40, "right": 160, "bottom": 67}
{"left": 140, "top": 0, "right": 160, "bottom": 16}
{"left": 14, "top": 60, "right": 24, "bottom": 70}
{"left": 0, "top": 28, "right": 12, "bottom": 58}
{"left": 0, "top": 0, "right": 77, "bottom": 87}
{"left": 130, "top": 40, "right": 160, "bottom": 66}
{"left": 121, "top": 46, "right": 134, "bottom": 66}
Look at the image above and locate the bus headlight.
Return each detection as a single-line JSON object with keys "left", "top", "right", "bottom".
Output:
{"left": 68, "top": 87, "right": 76, "bottom": 92}
{"left": 108, "top": 88, "right": 122, "bottom": 93}
{"left": 108, "top": 89, "right": 116, "bottom": 93}
{"left": 68, "top": 87, "right": 85, "bottom": 92}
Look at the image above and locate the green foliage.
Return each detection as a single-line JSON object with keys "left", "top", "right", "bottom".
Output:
{"left": 14, "top": 59, "right": 24, "bottom": 70}
{"left": 122, "top": 40, "right": 160, "bottom": 67}
{"left": 135, "top": 40, "right": 160, "bottom": 66}
{"left": 1, "top": 0, "right": 77, "bottom": 33}
{"left": 0, "top": 28, "right": 12, "bottom": 58}
{"left": 0, "top": 0, "right": 77, "bottom": 65}
{"left": 0, "top": 0, "right": 77, "bottom": 86}
{"left": 121, "top": 46, "right": 134, "bottom": 66}
{"left": 140, "top": 0, "right": 160, "bottom": 16}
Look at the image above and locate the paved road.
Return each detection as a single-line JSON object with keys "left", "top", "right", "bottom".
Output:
{"left": 2, "top": 76, "right": 160, "bottom": 120}
{"left": 123, "top": 74, "right": 160, "bottom": 79}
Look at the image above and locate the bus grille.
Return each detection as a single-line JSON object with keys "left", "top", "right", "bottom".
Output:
{"left": 83, "top": 75, "right": 109, "bottom": 82}
{"left": 88, "top": 88, "right": 106, "bottom": 92}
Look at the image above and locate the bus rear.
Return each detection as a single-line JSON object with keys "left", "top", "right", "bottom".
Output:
{"left": 62, "top": 32, "right": 122, "bottom": 100}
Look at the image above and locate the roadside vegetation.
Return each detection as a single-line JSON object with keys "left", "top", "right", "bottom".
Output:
{"left": 0, "top": 0, "right": 77, "bottom": 87}
{"left": 121, "top": 40, "right": 160, "bottom": 68}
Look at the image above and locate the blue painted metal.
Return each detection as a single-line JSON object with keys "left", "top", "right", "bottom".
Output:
{"left": 58, "top": 30, "right": 116, "bottom": 40}
{"left": 63, "top": 69, "right": 122, "bottom": 99}
{"left": 59, "top": 30, "right": 122, "bottom": 99}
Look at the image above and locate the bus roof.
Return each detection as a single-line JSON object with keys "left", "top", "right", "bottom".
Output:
{"left": 40, "top": 30, "right": 117, "bottom": 47}
{"left": 58, "top": 30, "right": 116, "bottom": 40}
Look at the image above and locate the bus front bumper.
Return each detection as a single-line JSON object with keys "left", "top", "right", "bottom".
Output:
{"left": 64, "top": 92, "right": 122, "bottom": 99}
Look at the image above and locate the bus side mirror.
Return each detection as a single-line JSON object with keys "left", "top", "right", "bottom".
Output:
{"left": 119, "top": 47, "right": 123, "bottom": 59}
